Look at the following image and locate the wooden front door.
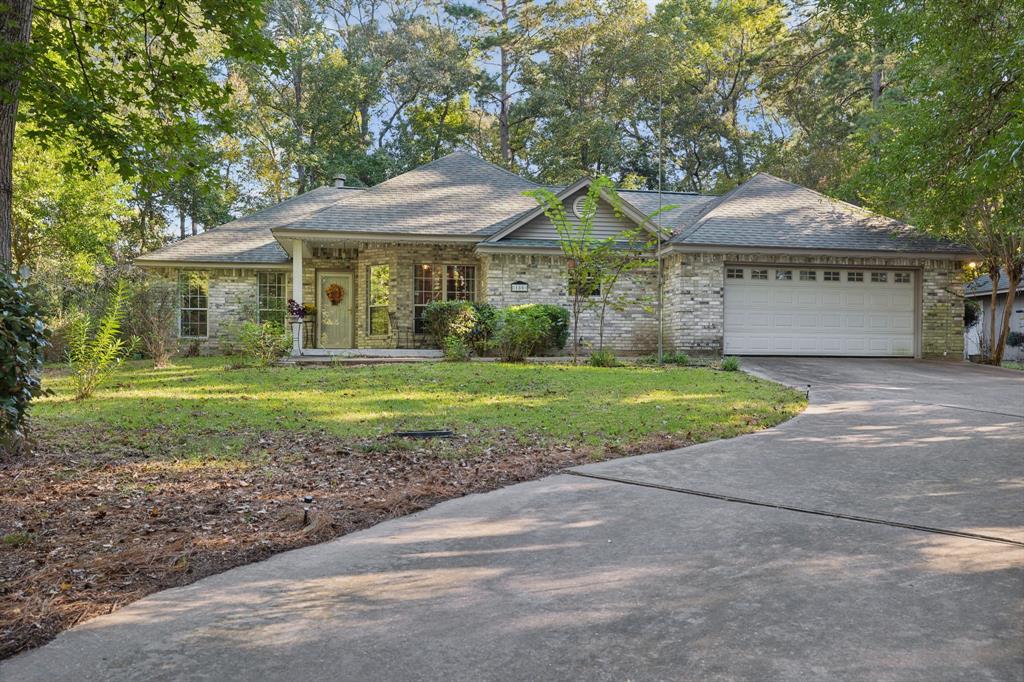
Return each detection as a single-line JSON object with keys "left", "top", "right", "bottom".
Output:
{"left": 317, "top": 272, "right": 354, "bottom": 348}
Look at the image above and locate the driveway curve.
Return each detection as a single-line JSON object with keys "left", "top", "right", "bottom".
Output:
{"left": 4, "top": 359, "right": 1022, "bottom": 681}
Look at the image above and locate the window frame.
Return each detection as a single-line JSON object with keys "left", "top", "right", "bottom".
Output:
{"left": 775, "top": 269, "right": 793, "bottom": 281}
{"left": 750, "top": 269, "right": 768, "bottom": 280}
{"left": 726, "top": 267, "right": 744, "bottom": 280}
{"left": 847, "top": 271, "right": 864, "bottom": 283}
{"left": 413, "top": 263, "right": 477, "bottom": 334}
{"left": 257, "top": 272, "right": 287, "bottom": 327}
{"left": 366, "top": 264, "right": 391, "bottom": 336}
{"left": 823, "top": 271, "right": 840, "bottom": 282}
{"left": 178, "top": 272, "right": 209, "bottom": 339}
{"left": 799, "top": 270, "right": 816, "bottom": 282}
{"left": 894, "top": 272, "right": 912, "bottom": 284}
{"left": 871, "top": 271, "right": 888, "bottom": 283}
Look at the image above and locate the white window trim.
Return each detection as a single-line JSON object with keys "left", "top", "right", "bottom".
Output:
{"left": 178, "top": 272, "right": 209, "bottom": 339}
{"left": 367, "top": 264, "right": 391, "bottom": 336}
{"left": 257, "top": 272, "right": 287, "bottom": 325}
{"left": 413, "top": 263, "right": 478, "bottom": 334}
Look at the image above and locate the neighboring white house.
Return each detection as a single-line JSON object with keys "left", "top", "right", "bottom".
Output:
{"left": 964, "top": 270, "right": 1024, "bottom": 361}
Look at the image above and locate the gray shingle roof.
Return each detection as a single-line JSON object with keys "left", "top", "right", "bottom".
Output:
{"left": 670, "top": 173, "right": 972, "bottom": 254}
{"left": 618, "top": 190, "right": 718, "bottom": 232}
{"left": 136, "top": 186, "right": 362, "bottom": 265}
{"left": 965, "top": 270, "right": 1024, "bottom": 297}
{"left": 276, "top": 151, "right": 541, "bottom": 237}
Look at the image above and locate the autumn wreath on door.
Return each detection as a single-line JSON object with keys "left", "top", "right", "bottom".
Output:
{"left": 326, "top": 282, "right": 345, "bottom": 305}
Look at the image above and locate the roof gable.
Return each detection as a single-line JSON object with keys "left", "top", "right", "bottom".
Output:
{"left": 275, "top": 151, "right": 541, "bottom": 237}
{"left": 671, "top": 173, "right": 971, "bottom": 254}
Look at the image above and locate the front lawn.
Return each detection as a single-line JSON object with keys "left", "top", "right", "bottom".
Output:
{"left": 1, "top": 358, "right": 804, "bottom": 657}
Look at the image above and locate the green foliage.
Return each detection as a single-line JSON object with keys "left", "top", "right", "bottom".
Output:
{"left": 0, "top": 271, "right": 50, "bottom": 451}
{"left": 530, "top": 304, "right": 570, "bottom": 352}
{"left": 494, "top": 306, "right": 553, "bottom": 362}
{"left": 587, "top": 350, "right": 621, "bottom": 367}
{"left": 422, "top": 301, "right": 497, "bottom": 355}
{"left": 238, "top": 321, "right": 292, "bottom": 367}
{"left": 65, "top": 280, "right": 138, "bottom": 400}
{"left": 964, "top": 300, "right": 981, "bottom": 329}
{"left": 663, "top": 351, "right": 690, "bottom": 366}
{"left": 11, "top": 126, "right": 129, "bottom": 282}
{"left": 720, "top": 356, "right": 741, "bottom": 372}
{"left": 442, "top": 335, "right": 472, "bottom": 362}
{"left": 1006, "top": 332, "right": 1024, "bottom": 349}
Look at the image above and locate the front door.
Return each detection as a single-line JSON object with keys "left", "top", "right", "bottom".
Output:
{"left": 317, "top": 272, "right": 354, "bottom": 348}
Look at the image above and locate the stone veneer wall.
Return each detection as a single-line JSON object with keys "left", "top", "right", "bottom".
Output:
{"left": 663, "top": 252, "right": 964, "bottom": 358}
{"left": 151, "top": 267, "right": 286, "bottom": 355}
{"left": 483, "top": 252, "right": 658, "bottom": 354}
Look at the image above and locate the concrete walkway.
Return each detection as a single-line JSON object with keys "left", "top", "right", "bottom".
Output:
{"left": 4, "top": 359, "right": 1023, "bottom": 681}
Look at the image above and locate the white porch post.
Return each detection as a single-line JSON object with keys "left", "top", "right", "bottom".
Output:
{"left": 291, "top": 238, "right": 304, "bottom": 356}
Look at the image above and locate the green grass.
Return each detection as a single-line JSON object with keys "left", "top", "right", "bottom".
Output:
{"left": 1001, "top": 361, "right": 1024, "bottom": 371}
{"left": 37, "top": 358, "right": 805, "bottom": 459}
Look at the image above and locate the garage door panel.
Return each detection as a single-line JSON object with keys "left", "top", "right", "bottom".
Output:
{"left": 723, "top": 268, "right": 915, "bottom": 357}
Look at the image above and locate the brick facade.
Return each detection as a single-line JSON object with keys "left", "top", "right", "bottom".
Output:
{"left": 155, "top": 246, "right": 964, "bottom": 359}
{"left": 483, "top": 252, "right": 658, "bottom": 354}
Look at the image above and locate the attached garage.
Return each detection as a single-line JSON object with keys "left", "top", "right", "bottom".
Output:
{"left": 724, "top": 265, "right": 917, "bottom": 357}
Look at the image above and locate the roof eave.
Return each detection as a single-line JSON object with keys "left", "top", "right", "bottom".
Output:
{"left": 134, "top": 258, "right": 291, "bottom": 270}
{"left": 663, "top": 242, "right": 973, "bottom": 260}
{"left": 271, "top": 227, "right": 484, "bottom": 245}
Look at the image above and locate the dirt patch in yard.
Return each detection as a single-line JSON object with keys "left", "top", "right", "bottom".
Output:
{"left": 0, "top": 425, "right": 688, "bottom": 659}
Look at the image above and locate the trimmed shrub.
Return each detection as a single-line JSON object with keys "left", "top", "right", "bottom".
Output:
{"left": 531, "top": 304, "right": 569, "bottom": 352}
{"left": 442, "top": 335, "right": 471, "bottom": 361}
{"left": 1, "top": 271, "right": 50, "bottom": 451}
{"left": 422, "top": 301, "right": 497, "bottom": 355}
{"left": 66, "top": 279, "right": 138, "bottom": 399}
{"left": 720, "top": 356, "right": 741, "bottom": 371}
{"left": 495, "top": 306, "right": 552, "bottom": 362}
{"left": 588, "top": 349, "right": 621, "bottom": 367}
{"left": 239, "top": 321, "right": 292, "bottom": 366}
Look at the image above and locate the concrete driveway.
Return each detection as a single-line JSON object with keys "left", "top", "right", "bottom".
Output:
{"left": 4, "top": 359, "right": 1023, "bottom": 681}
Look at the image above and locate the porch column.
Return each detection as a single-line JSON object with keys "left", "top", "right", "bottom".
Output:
{"left": 291, "top": 238, "right": 303, "bottom": 356}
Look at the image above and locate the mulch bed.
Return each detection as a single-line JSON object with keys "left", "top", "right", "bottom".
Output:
{"left": 0, "top": 425, "right": 689, "bottom": 659}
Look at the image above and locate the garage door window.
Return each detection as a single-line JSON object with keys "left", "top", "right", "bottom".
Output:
{"left": 871, "top": 272, "right": 888, "bottom": 283}
{"left": 799, "top": 270, "right": 816, "bottom": 281}
{"left": 726, "top": 267, "right": 744, "bottom": 279}
{"left": 847, "top": 271, "right": 864, "bottom": 282}
{"left": 751, "top": 269, "right": 768, "bottom": 280}
{"left": 823, "top": 271, "right": 840, "bottom": 281}
{"left": 775, "top": 270, "right": 792, "bottom": 281}
{"left": 894, "top": 272, "right": 911, "bottom": 284}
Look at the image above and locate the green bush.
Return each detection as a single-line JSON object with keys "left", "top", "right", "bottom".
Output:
{"left": 1007, "top": 331, "right": 1024, "bottom": 348}
{"left": 720, "top": 356, "right": 741, "bottom": 371}
{"left": 588, "top": 349, "right": 621, "bottom": 367}
{"left": 495, "top": 306, "right": 552, "bottom": 362}
{"left": 531, "top": 304, "right": 569, "bottom": 351}
{"left": 664, "top": 351, "right": 690, "bottom": 366}
{"left": 126, "top": 280, "right": 177, "bottom": 367}
{"left": 239, "top": 321, "right": 292, "bottom": 366}
{"left": 442, "top": 335, "right": 471, "bottom": 361}
{"left": 422, "top": 301, "right": 497, "bottom": 355}
{"left": 66, "top": 279, "right": 138, "bottom": 400}
{"left": 1, "top": 271, "right": 50, "bottom": 451}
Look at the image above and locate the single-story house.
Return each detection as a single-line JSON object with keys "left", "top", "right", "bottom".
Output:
{"left": 136, "top": 151, "right": 972, "bottom": 358}
{"left": 964, "top": 270, "right": 1024, "bottom": 361}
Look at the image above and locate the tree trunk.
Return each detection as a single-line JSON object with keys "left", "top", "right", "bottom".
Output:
{"left": 991, "top": 268, "right": 1021, "bottom": 365}
{"left": 498, "top": 0, "right": 511, "bottom": 165}
{"left": 179, "top": 211, "right": 186, "bottom": 240}
{"left": 0, "top": 0, "right": 35, "bottom": 271}
{"left": 987, "top": 263, "right": 1000, "bottom": 363}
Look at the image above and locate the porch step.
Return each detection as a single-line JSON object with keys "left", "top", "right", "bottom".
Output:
{"left": 279, "top": 349, "right": 442, "bottom": 367}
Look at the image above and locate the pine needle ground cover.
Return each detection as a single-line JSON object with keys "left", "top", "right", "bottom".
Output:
{"left": 1, "top": 358, "right": 804, "bottom": 657}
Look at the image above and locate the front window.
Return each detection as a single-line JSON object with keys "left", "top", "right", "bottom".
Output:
{"left": 367, "top": 265, "right": 391, "bottom": 335}
{"left": 414, "top": 264, "right": 477, "bottom": 333}
{"left": 258, "top": 272, "right": 286, "bottom": 326}
{"left": 179, "top": 272, "right": 208, "bottom": 338}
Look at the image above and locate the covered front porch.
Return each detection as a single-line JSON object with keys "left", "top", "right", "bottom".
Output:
{"left": 280, "top": 236, "right": 483, "bottom": 356}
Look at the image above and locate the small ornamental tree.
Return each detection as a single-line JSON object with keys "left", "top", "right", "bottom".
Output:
{"left": 525, "top": 176, "right": 673, "bottom": 361}
{"left": 0, "top": 270, "right": 49, "bottom": 453}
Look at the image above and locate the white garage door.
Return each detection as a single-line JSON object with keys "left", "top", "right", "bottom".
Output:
{"left": 724, "top": 266, "right": 916, "bottom": 356}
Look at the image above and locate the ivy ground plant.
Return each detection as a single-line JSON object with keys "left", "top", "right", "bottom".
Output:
{"left": 0, "top": 270, "right": 49, "bottom": 453}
